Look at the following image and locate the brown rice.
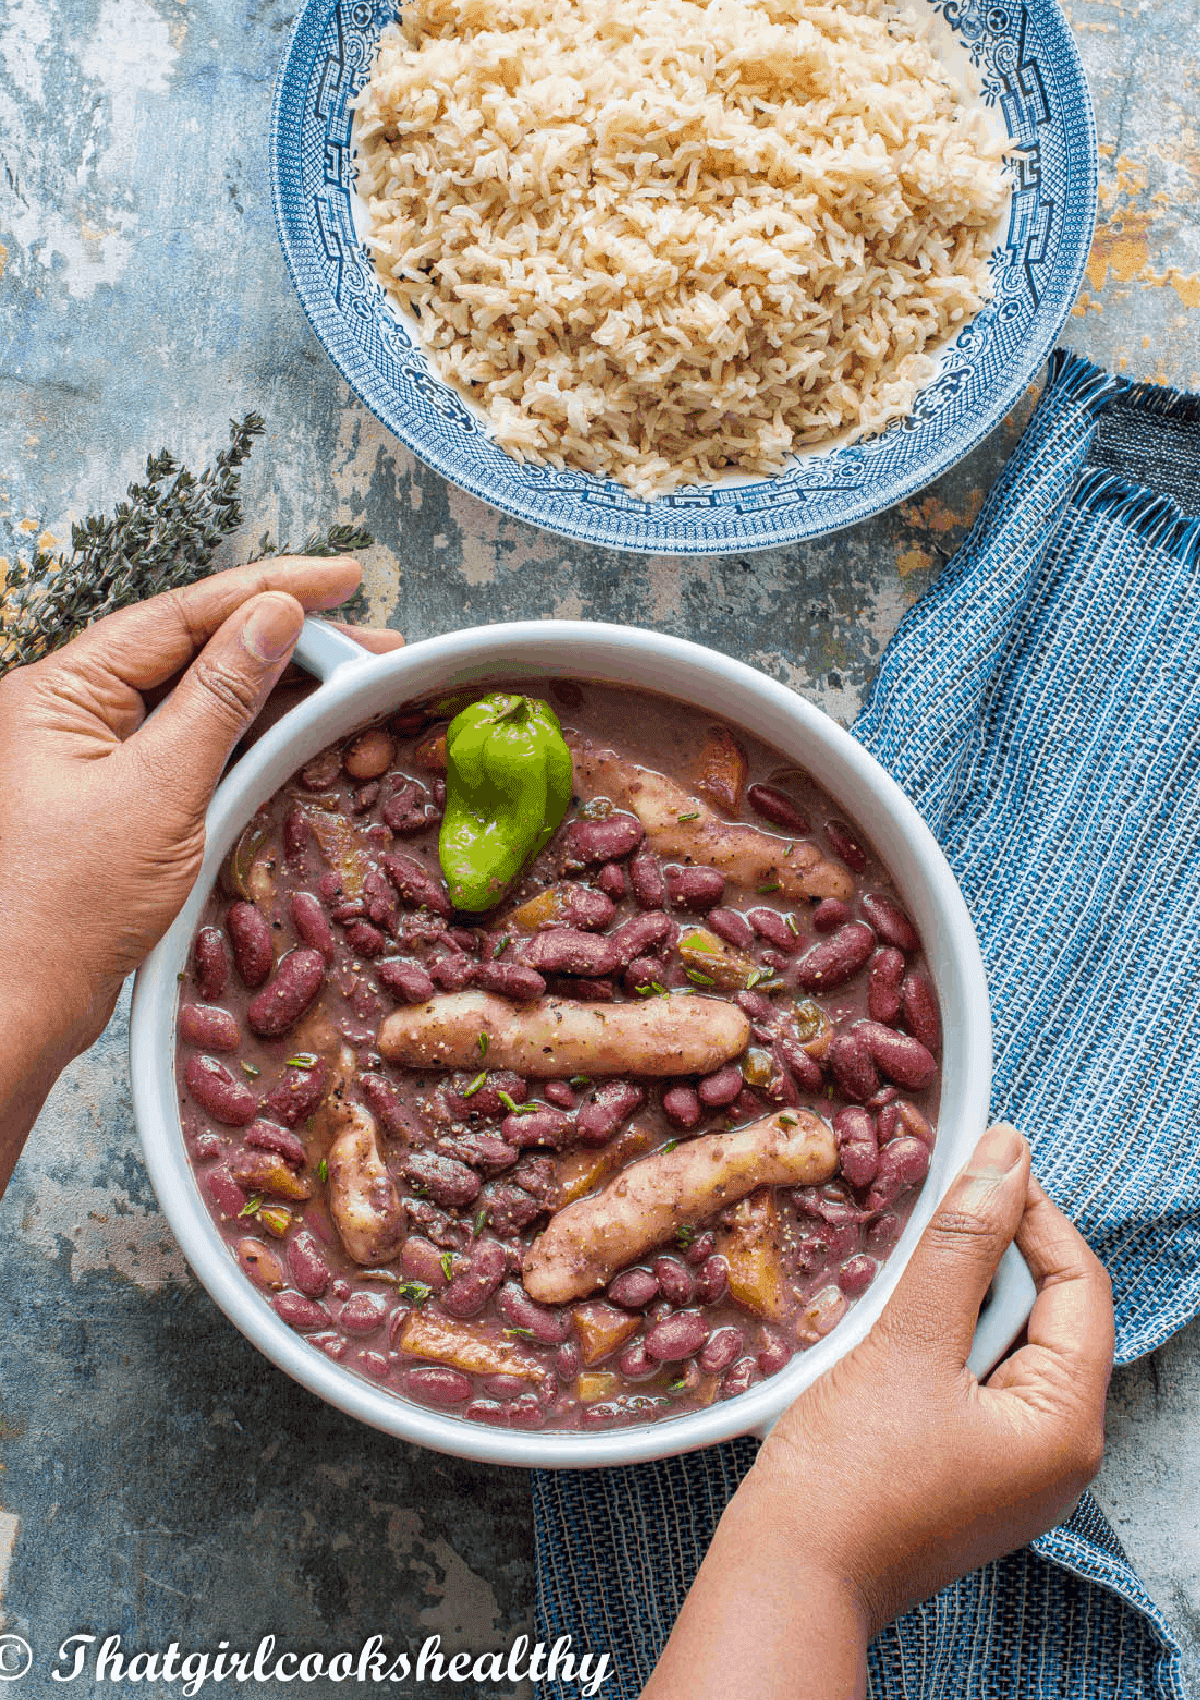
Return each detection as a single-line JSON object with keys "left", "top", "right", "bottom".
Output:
{"left": 353, "top": 0, "right": 1009, "bottom": 499}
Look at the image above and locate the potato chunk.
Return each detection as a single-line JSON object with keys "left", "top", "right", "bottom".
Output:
{"left": 398, "top": 1310, "right": 543, "bottom": 1380}
{"left": 523, "top": 1110, "right": 836, "bottom": 1303}
{"left": 717, "top": 1190, "right": 790, "bottom": 1321}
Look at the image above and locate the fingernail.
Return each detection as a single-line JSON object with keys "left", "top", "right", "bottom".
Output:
{"left": 967, "top": 1121, "right": 1025, "bottom": 1178}
{"left": 243, "top": 594, "right": 304, "bottom": 663}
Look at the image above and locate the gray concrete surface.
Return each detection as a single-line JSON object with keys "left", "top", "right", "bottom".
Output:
{"left": 2, "top": 0, "right": 1199, "bottom": 1692}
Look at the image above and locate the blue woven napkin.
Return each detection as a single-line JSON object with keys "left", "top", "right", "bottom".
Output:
{"left": 533, "top": 351, "right": 1200, "bottom": 1699}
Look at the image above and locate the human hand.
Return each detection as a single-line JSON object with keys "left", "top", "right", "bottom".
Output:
{"left": 757, "top": 1122, "right": 1114, "bottom": 1635}
{"left": 0, "top": 558, "right": 402, "bottom": 1062}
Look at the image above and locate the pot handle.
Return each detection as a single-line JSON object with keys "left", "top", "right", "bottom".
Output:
{"left": 293, "top": 617, "right": 379, "bottom": 683}
{"left": 750, "top": 1243, "right": 1036, "bottom": 1443}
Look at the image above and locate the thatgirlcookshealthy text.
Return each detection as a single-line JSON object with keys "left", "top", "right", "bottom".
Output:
{"left": 46, "top": 1631, "right": 612, "bottom": 1694}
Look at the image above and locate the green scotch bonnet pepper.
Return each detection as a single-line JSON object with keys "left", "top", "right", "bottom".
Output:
{"left": 438, "top": 692, "right": 573, "bottom": 912}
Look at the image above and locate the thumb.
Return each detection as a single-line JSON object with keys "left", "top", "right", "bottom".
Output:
{"left": 876, "top": 1122, "right": 1030, "bottom": 1368}
{"left": 130, "top": 591, "right": 306, "bottom": 814}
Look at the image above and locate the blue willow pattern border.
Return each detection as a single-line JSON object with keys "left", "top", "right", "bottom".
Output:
{"left": 271, "top": 0, "right": 1097, "bottom": 551}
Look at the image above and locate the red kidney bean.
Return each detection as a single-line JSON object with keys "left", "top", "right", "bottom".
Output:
{"left": 868, "top": 1085, "right": 900, "bottom": 1109}
{"left": 300, "top": 748, "right": 341, "bottom": 790}
{"left": 262, "top": 1057, "right": 327, "bottom": 1128}
{"left": 473, "top": 961, "right": 547, "bottom": 1002}
{"left": 902, "top": 973, "right": 941, "bottom": 1052}
{"left": 338, "top": 1291, "right": 388, "bottom": 1334}
{"left": 644, "top": 1310, "right": 709, "bottom": 1361}
{"left": 330, "top": 898, "right": 366, "bottom": 925}
{"left": 596, "top": 863, "right": 627, "bottom": 900}
{"left": 496, "top": 1279, "right": 572, "bottom": 1343}
{"left": 289, "top": 890, "right": 335, "bottom": 961}
{"left": 502, "top": 1106, "right": 571, "bottom": 1150}
{"left": 401, "top": 1366, "right": 473, "bottom": 1407}
{"left": 482, "top": 1375, "right": 530, "bottom": 1400}
{"left": 246, "top": 948, "right": 326, "bottom": 1038}
{"left": 859, "top": 1021, "right": 937, "bottom": 1090}
{"left": 377, "top": 958, "right": 437, "bottom": 1004}
{"left": 565, "top": 814, "right": 645, "bottom": 864}
{"left": 382, "top": 779, "right": 437, "bottom": 836}
{"left": 178, "top": 1003, "right": 240, "bottom": 1053}
{"left": 191, "top": 1133, "right": 220, "bottom": 1163}
{"left": 607, "top": 1267, "right": 660, "bottom": 1309}
{"left": 720, "top": 1356, "right": 760, "bottom": 1399}
{"left": 282, "top": 805, "right": 310, "bottom": 866}
{"left": 467, "top": 1397, "right": 546, "bottom": 1429}
{"left": 184, "top": 1054, "right": 257, "bottom": 1126}
{"left": 245, "top": 1120, "right": 307, "bottom": 1168}
{"left": 440, "top": 1130, "right": 519, "bottom": 1172}
{"left": 428, "top": 952, "right": 476, "bottom": 991}
{"left": 287, "top": 1232, "right": 331, "bottom": 1298}
{"left": 206, "top": 1168, "right": 248, "bottom": 1217}
{"left": 735, "top": 990, "right": 776, "bottom": 1024}
{"left": 227, "top": 902, "right": 273, "bottom": 988}
{"left": 360, "top": 1351, "right": 390, "bottom": 1380}
{"left": 575, "top": 1081, "right": 645, "bottom": 1146}
{"left": 344, "top": 728, "right": 395, "bottom": 780}
{"left": 403, "top": 1149, "right": 480, "bottom": 1209}
{"left": 776, "top": 1035, "right": 824, "bottom": 1093}
{"left": 828, "top": 1031, "right": 881, "bottom": 1103}
{"left": 543, "top": 1081, "right": 576, "bottom": 1109}
{"left": 794, "top": 1182, "right": 864, "bottom": 1226}
{"left": 381, "top": 852, "right": 452, "bottom": 917}
{"left": 552, "top": 975, "right": 616, "bottom": 1002}
{"left": 838, "top": 1254, "right": 879, "bottom": 1297}
{"left": 521, "top": 929, "right": 620, "bottom": 977}
{"left": 826, "top": 819, "right": 868, "bottom": 871}
{"left": 628, "top": 843, "right": 666, "bottom": 908}
{"left": 193, "top": 927, "right": 231, "bottom": 1000}
{"left": 682, "top": 1232, "right": 716, "bottom": 1266}
{"left": 833, "top": 1105, "right": 879, "bottom": 1189}
{"left": 352, "top": 781, "right": 380, "bottom": 815}
{"left": 608, "top": 911, "right": 677, "bottom": 966}
{"left": 878, "top": 1098, "right": 935, "bottom": 1149}
{"left": 665, "top": 865, "right": 725, "bottom": 911}
{"left": 355, "top": 1072, "right": 406, "bottom": 1139}
{"left": 861, "top": 892, "right": 919, "bottom": 953}
{"left": 554, "top": 1339, "right": 582, "bottom": 1382}
{"left": 662, "top": 1085, "right": 701, "bottom": 1129}
{"left": 345, "top": 920, "right": 387, "bottom": 959}
{"left": 400, "top": 1235, "right": 448, "bottom": 1288}
{"left": 797, "top": 921, "right": 874, "bottom": 991}
{"left": 698, "top": 1065, "right": 743, "bottom": 1109}
{"left": 757, "top": 1335, "right": 791, "bottom": 1376}
{"left": 441, "top": 1240, "right": 508, "bottom": 1318}
{"left": 623, "top": 956, "right": 665, "bottom": 995}
{"left": 698, "top": 1326, "right": 742, "bottom": 1375}
{"left": 617, "top": 1338, "right": 658, "bottom": 1379}
{"left": 652, "top": 1255, "right": 695, "bottom": 1307}
{"left": 273, "top": 1292, "right": 330, "bottom": 1331}
{"left": 552, "top": 886, "right": 617, "bottom": 932}
{"left": 812, "top": 898, "right": 850, "bottom": 934}
{"left": 865, "top": 1212, "right": 903, "bottom": 1256}
{"left": 867, "top": 947, "right": 906, "bottom": 1024}
{"left": 443, "top": 1070, "right": 526, "bottom": 1119}
{"left": 746, "top": 783, "right": 809, "bottom": 833}
{"left": 865, "top": 1135, "right": 931, "bottom": 1212}
{"left": 694, "top": 1255, "right": 728, "bottom": 1305}
{"left": 744, "top": 907, "right": 799, "bottom": 953}
{"left": 706, "top": 907, "right": 755, "bottom": 951}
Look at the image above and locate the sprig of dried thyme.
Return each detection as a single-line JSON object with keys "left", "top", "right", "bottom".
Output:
{"left": 0, "top": 415, "right": 373, "bottom": 676}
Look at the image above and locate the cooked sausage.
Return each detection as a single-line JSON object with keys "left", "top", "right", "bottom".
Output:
{"left": 571, "top": 740, "right": 853, "bottom": 901}
{"left": 378, "top": 990, "right": 749, "bottom": 1077}
{"left": 326, "top": 1102, "right": 406, "bottom": 1266}
{"left": 522, "top": 1110, "right": 837, "bottom": 1302}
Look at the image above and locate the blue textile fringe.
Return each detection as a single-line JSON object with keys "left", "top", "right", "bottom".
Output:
{"left": 532, "top": 350, "right": 1200, "bottom": 1699}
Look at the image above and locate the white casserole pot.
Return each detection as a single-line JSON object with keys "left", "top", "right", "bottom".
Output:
{"left": 130, "top": 619, "right": 1032, "bottom": 1467}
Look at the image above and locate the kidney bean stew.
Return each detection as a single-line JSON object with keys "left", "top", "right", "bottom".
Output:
{"left": 177, "top": 682, "right": 941, "bottom": 1431}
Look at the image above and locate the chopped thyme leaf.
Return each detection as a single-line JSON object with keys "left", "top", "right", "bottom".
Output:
{"left": 440, "top": 1252, "right": 454, "bottom": 1282}
{"left": 397, "top": 1280, "right": 432, "bottom": 1307}
{"left": 668, "top": 1378, "right": 688, "bottom": 1394}
{"left": 756, "top": 880, "right": 781, "bottom": 894}
{"left": 499, "top": 1091, "right": 536, "bottom": 1115}
{"left": 685, "top": 968, "right": 715, "bottom": 987}
{"left": 778, "top": 1113, "right": 798, "bottom": 1127}
{"left": 662, "top": 1138, "right": 678, "bottom": 1153}
{"left": 569, "top": 1076, "right": 591, "bottom": 1088}
{"left": 238, "top": 1195, "right": 262, "bottom": 1219}
{"left": 240, "top": 1061, "right": 260, "bottom": 1078}
{"left": 674, "top": 1222, "right": 698, "bottom": 1249}
{"left": 745, "top": 967, "right": 764, "bottom": 989}
{"left": 505, "top": 1325, "right": 536, "bottom": 1340}
{"left": 285, "top": 1052, "right": 318, "bottom": 1070}
{"left": 462, "top": 1070, "right": 488, "bottom": 1098}
{"left": 477, "top": 1031, "right": 489, "bottom": 1056}
{"left": 492, "top": 936, "right": 510, "bottom": 960}
{"left": 677, "top": 810, "right": 700, "bottom": 822}
{"left": 473, "top": 1207, "right": 489, "bottom": 1238}
{"left": 316, "top": 1158, "right": 328, "bottom": 1184}
{"left": 786, "top": 913, "right": 800, "bottom": 934}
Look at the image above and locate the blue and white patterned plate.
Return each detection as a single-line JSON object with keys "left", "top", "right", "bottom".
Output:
{"left": 270, "top": 0, "right": 1096, "bottom": 554}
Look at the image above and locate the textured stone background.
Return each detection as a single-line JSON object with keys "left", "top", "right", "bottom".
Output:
{"left": 2, "top": 0, "right": 1199, "bottom": 1692}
